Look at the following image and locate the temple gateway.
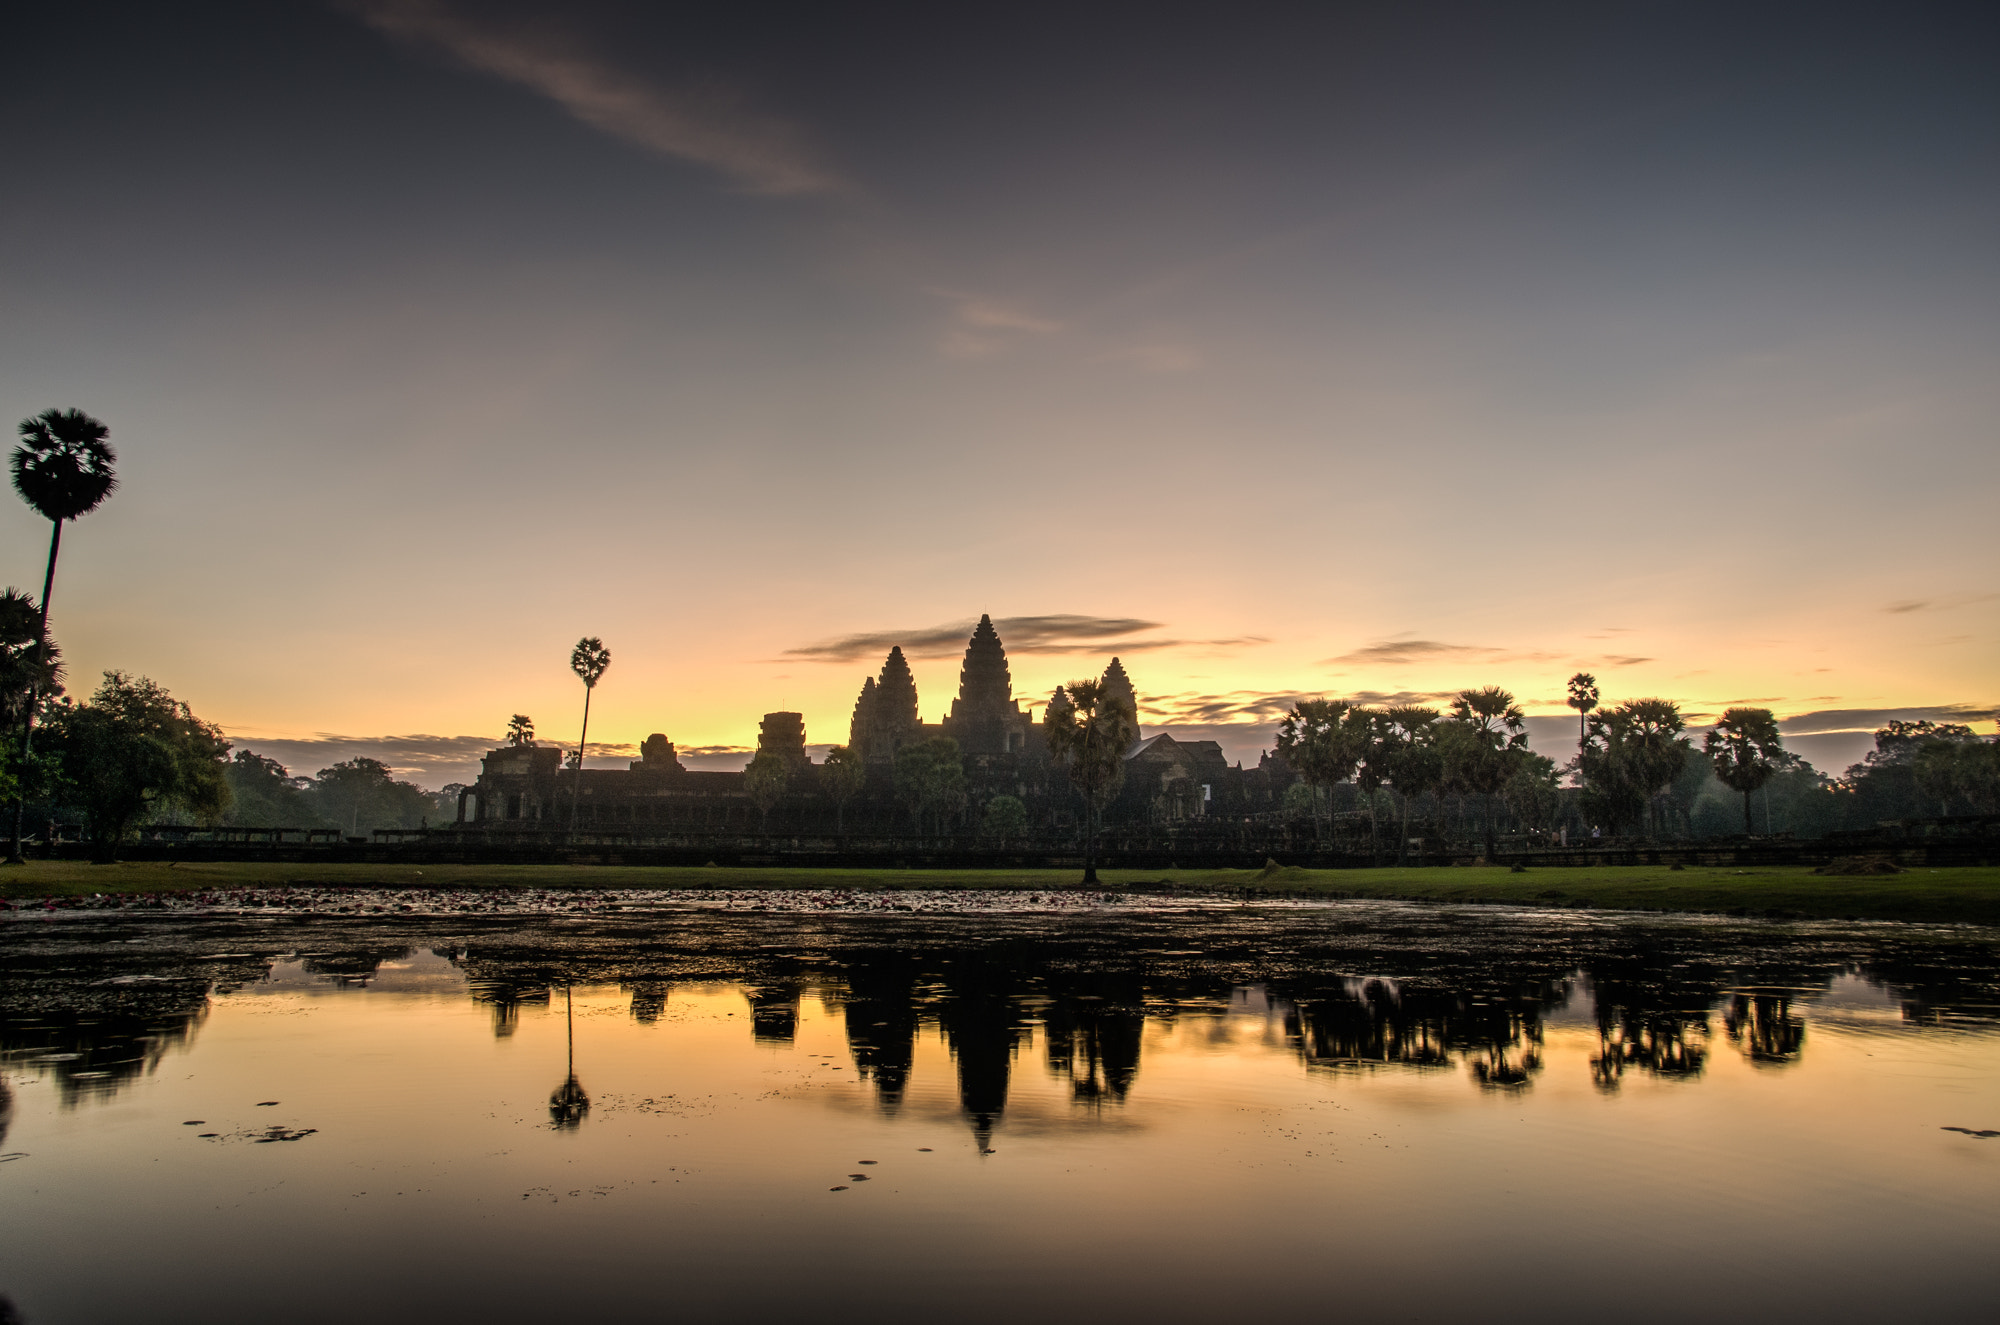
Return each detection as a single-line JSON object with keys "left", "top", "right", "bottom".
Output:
{"left": 456, "top": 614, "right": 1279, "bottom": 832}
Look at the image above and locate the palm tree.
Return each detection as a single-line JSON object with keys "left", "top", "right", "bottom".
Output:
{"left": 1566, "top": 673, "right": 1598, "bottom": 780}
{"left": 1705, "top": 707, "right": 1784, "bottom": 835}
{"left": 567, "top": 637, "right": 611, "bottom": 834}
{"left": 1442, "top": 686, "right": 1529, "bottom": 861}
{"left": 1275, "top": 698, "right": 1362, "bottom": 842}
{"left": 9, "top": 408, "right": 117, "bottom": 863}
{"left": 506, "top": 714, "right": 535, "bottom": 747}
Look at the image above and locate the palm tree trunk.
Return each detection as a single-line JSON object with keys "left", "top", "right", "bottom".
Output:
{"left": 569, "top": 685, "right": 593, "bottom": 835}
{"left": 1742, "top": 788, "right": 1753, "bottom": 836}
{"left": 8, "top": 519, "right": 63, "bottom": 865}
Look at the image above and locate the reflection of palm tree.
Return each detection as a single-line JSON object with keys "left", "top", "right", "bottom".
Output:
{"left": 548, "top": 985, "right": 590, "bottom": 1129}
{"left": 1725, "top": 993, "right": 1805, "bottom": 1065}
{"left": 8, "top": 408, "right": 117, "bottom": 863}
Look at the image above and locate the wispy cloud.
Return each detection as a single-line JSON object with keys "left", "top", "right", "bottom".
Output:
{"left": 1883, "top": 592, "right": 1996, "bottom": 614}
{"left": 788, "top": 614, "right": 1169, "bottom": 664}
{"left": 344, "top": 0, "right": 842, "bottom": 195}
{"left": 785, "top": 615, "right": 1269, "bottom": 665}
{"left": 1325, "top": 639, "right": 1489, "bottom": 667}
{"left": 1322, "top": 637, "right": 1568, "bottom": 669}
{"left": 1602, "top": 655, "right": 1653, "bottom": 667}
{"left": 1774, "top": 704, "right": 1998, "bottom": 735}
{"left": 930, "top": 290, "right": 1063, "bottom": 359}
{"left": 1141, "top": 687, "right": 1459, "bottom": 727}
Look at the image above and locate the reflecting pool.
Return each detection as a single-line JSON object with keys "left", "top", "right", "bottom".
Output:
{"left": 3, "top": 893, "right": 1997, "bottom": 1323}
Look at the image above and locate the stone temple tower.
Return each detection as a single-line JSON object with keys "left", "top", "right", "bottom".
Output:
{"left": 944, "top": 615, "right": 1033, "bottom": 756}
{"left": 1100, "top": 656, "right": 1138, "bottom": 738}
{"left": 850, "top": 646, "right": 921, "bottom": 762}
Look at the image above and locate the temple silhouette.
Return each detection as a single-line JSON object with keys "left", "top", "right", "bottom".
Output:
{"left": 453, "top": 613, "right": 1273, "bottom": 832}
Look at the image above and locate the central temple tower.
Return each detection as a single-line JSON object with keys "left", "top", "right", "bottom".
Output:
{"left": 944, "top": 614, "right": 1033, "bottom": 756}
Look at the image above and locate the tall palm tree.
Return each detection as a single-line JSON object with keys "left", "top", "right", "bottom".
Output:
{"left": 567, "top": 637, "right": 610, "bottom": 834}
{"left": 1705, "top": 707, "right": 1784, "bottom": 836}
{"left": 1566, "top": 673, "right": 1598, "bottom": 779}
{"left": 9, "top": 409, "right": 117, "bottom": 863}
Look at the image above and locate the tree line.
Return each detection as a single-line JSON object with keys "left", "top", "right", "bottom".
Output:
{"left": 1268, "top": 672, "right": 2000, "bottom": 859}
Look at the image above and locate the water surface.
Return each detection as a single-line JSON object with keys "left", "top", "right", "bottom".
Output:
{"left": 3, "top": 894, "right": 1996, "bottom": 1323}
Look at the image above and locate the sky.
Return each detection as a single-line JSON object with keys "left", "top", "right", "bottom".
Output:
{"left": 2, "top": 0, "right": 1995, "bottom": 787}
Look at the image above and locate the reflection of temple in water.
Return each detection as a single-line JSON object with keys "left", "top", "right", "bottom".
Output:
{"left": 11, "top": 913, "right": 1999, "bottom": 1138}
{"left": 745, "top": 981, "right": 805, "bottom": 1044}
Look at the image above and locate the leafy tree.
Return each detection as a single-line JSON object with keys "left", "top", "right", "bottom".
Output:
{"left": 307, "top": 757, "right": 432, "bottom": 835}
{"left": 434, "top": 783, "right": 469, "bottom": 824}
{"left": 222, "top": 750, "right": 314, "bottom": 828}
{"left": 893, "top": 736, "right": 967, "bottom": 835}
{"left": 1281, "top": 781, "right": 1322, "bottom": 822}
{"left": 42, "top": 671, "right": 228, "bottom": 862}
{"left": 980, "top": 793, "right": 1029, "bottom": 841}
{"left": 819, "top": 744, "right": 866, "bottom": 832}
{"left": 1439, "top": 687, "right": 1529, "bottom": 860}
{"left": 9, "top": 408, "right": 117, "bottom": 863}
{"left": 1841, "top": 720, "right": 1984, "bottom": 821}
{"left": 1705, "top": 707, "right": 1785, "bottom": 835}
{"left": 0, "top": 589, "right": 61, "bottom": 727}
{"left": 506, "top": 715, "right": 535, "bottom": 747}
{"left": 1566, "top": 673, "right": 1598, "bottom": 781}
{"left": 1274, "top": 699, "right": 1362, "bottom": 839}
{"left": 1043, "top": 678, "right": 1137, "bottom": 883}
{"left": 0, "top": 590, "right": 62, "bottom": 809}
{"left": 743, "top": 751, "right": 789, "bottom": 831}
{"left": 1913, "top": 732, "right": 2000, "bottom": 815}
{"left": 1502, "top": 753, "right": 1563, "bottom": 833}
{"left": 567, "top": 637, "right": 611, "bottom": 832}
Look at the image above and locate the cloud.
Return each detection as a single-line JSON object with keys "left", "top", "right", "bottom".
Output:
{"left": 1139, "top": 688, "right": 1458, "bottom": 727}
{"left": 1883, "top": 592, "right": 1997, "bottom": 614}
{"left": 1325, "top": 639, "right": 1489, "bottom": 667}
{"left": 1602, "top": 655, "right": 1653, "bottom": 667}
{"left": 787, "top": 614, "right": 1168, "bottom": 664}
{"left": 930, "top": 290, "right": 1063, "bottom": 359}
{"left": 345, "top": 0, "right": 841, "bottom": 195}
{"left": 1322, "top": 638, "right": 1569, "bottom": 669}
{"left": 1773, "top": 704, "right": 1998, "bottom": 735}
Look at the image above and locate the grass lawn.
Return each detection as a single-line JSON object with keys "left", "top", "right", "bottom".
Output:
{"left": 1, "top": 859, "right": 1996, "bottom": 925}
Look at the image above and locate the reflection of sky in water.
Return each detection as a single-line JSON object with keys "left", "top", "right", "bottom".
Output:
{"left": 1, "top": 904, "right": 1997, "bottom": 1324}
